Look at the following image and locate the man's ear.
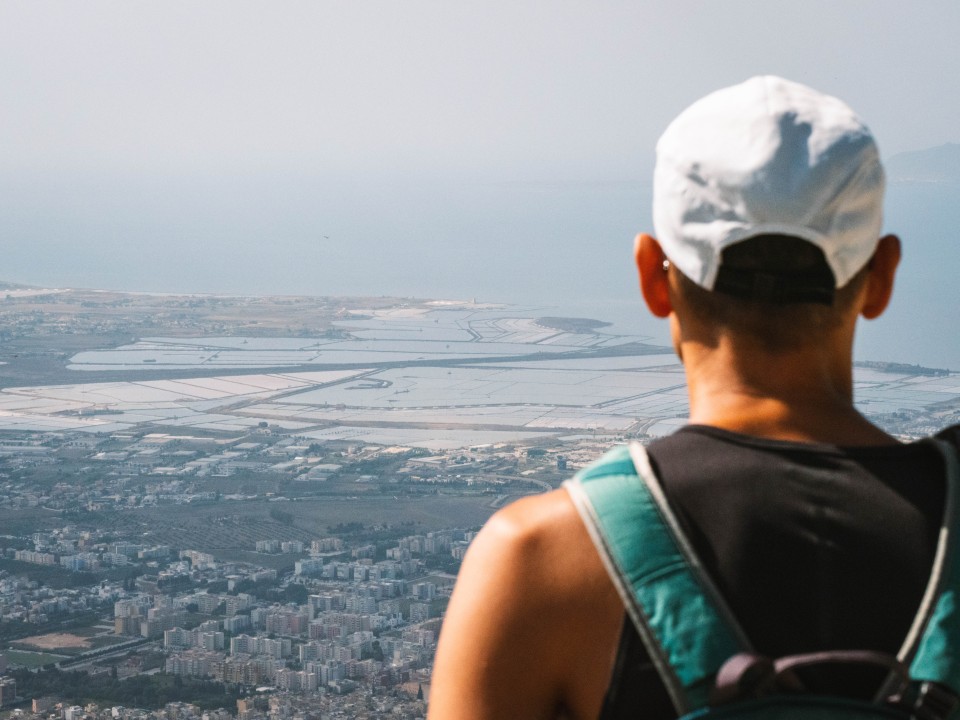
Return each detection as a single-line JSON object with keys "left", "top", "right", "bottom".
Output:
{"left": 635, "top": 234, "right": 673, "bottom": 318}
{"left": 861, "top": 234, "right": 901, "bottom": 320}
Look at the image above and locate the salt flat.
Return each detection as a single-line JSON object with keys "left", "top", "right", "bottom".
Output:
{"left": 0, "top": 303, "right": 957, "bottom": 446}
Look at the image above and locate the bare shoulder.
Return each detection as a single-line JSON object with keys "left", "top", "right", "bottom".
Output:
{"left": 471, "top": 489, "right": 614, "bottom": 604}
{"left": 442, "top": 488, "right": 609, "bottom": 636}
{"left": 429, "top": 488, "right": 624, "bottom": 720}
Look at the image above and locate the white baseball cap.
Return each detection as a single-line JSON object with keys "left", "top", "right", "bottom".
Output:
{"left": 653, "top": 76, "right": 885, "bottom": 301}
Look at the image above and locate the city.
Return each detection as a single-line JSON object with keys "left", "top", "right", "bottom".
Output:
{"left": 0, "top": 284, "right": 958, "bottom": 719}
{"left": 0, "top": 285, "right": 669, "bottom": 720}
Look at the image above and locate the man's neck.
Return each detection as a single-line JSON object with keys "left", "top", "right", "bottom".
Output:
{"left": 680, "top": 336, "right": 898, "bottom": 446}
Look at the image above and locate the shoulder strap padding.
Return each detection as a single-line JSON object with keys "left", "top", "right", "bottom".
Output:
{"left": 902, "top": 438, "right": 960, "bottom": 695}
{"left": 564, "top": 443, "right": 752, "bottom": 714}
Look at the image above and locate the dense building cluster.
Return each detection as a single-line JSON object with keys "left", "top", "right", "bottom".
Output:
{"left": 1, "top": 512, "right": 449, "bottom": 717}
{"left": 0, "top": 424, "right": 535, "bottom": 718}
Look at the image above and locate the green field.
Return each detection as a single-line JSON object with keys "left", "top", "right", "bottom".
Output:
{"left": 99, "top": 494, "right": 495, "bottom": 558}
{"left": 3, "top": 648, "right": 69, "bottom": 668}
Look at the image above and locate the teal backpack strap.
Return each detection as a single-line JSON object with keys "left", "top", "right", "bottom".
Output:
{"left": 564, "top": 442, "right": 752, "bottom": 715}
{"left": 894, "top": 438, "right": 960, "bottom": 698}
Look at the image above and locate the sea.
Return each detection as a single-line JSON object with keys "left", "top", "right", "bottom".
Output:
{"left": 1, "top": 173, "right": 958, "bottom": 368}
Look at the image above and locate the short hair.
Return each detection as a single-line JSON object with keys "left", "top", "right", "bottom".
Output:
{"left": 672, "top": 235, "right": 871, "bottom": 352}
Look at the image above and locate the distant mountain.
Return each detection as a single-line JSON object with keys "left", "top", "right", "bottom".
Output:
{"left": 886, "top": 142, "right": 960, "bottom": 183}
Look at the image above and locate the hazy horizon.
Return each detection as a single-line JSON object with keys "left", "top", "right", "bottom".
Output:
{"left": 2, "top": 2, "right": 959, "bottom": 368}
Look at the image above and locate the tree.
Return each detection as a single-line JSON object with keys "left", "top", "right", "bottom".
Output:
{"left": 283, "top": 584, "right": 308, "bottom": 604}
{"left": 269, "top": 508, "right": 294, "bottom": 525}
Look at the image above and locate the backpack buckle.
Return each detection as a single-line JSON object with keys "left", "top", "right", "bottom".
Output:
{"left": 912, "top": 682, "right": 960, "bottom": 720}
{"left": 889, "top": 681, "right": 960, "bottom": 720}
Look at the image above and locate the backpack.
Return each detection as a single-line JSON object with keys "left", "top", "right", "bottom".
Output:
{"left": 564, "top": 440, "right": 960, "bottom": 720}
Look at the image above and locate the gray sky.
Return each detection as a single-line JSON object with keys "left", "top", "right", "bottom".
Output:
{"left": 2, "top": 1, "right": 958, "bottom": 183}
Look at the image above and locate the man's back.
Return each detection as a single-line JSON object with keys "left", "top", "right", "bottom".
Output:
{"left": 428, "top": 425, "right": 953, "bottom": 719}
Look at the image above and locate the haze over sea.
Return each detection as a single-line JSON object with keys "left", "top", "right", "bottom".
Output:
{"left": 2, "top": 173, "right": 959, "bottom": 369}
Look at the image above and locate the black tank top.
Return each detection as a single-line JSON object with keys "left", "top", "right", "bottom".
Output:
{"left": 598, "top": 424, "right": 957, "bottom": 719}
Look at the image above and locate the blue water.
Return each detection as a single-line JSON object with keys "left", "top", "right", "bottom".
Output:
{"left": 1, "top": 172, "right": 957, "bottom": 367}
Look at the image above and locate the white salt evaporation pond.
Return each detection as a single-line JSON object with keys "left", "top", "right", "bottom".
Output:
{"left": 67, "top": 305, "right": 627, "bottom": 372}
{"left": 2, "top": 302, "right": 959, "bottom": 448}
